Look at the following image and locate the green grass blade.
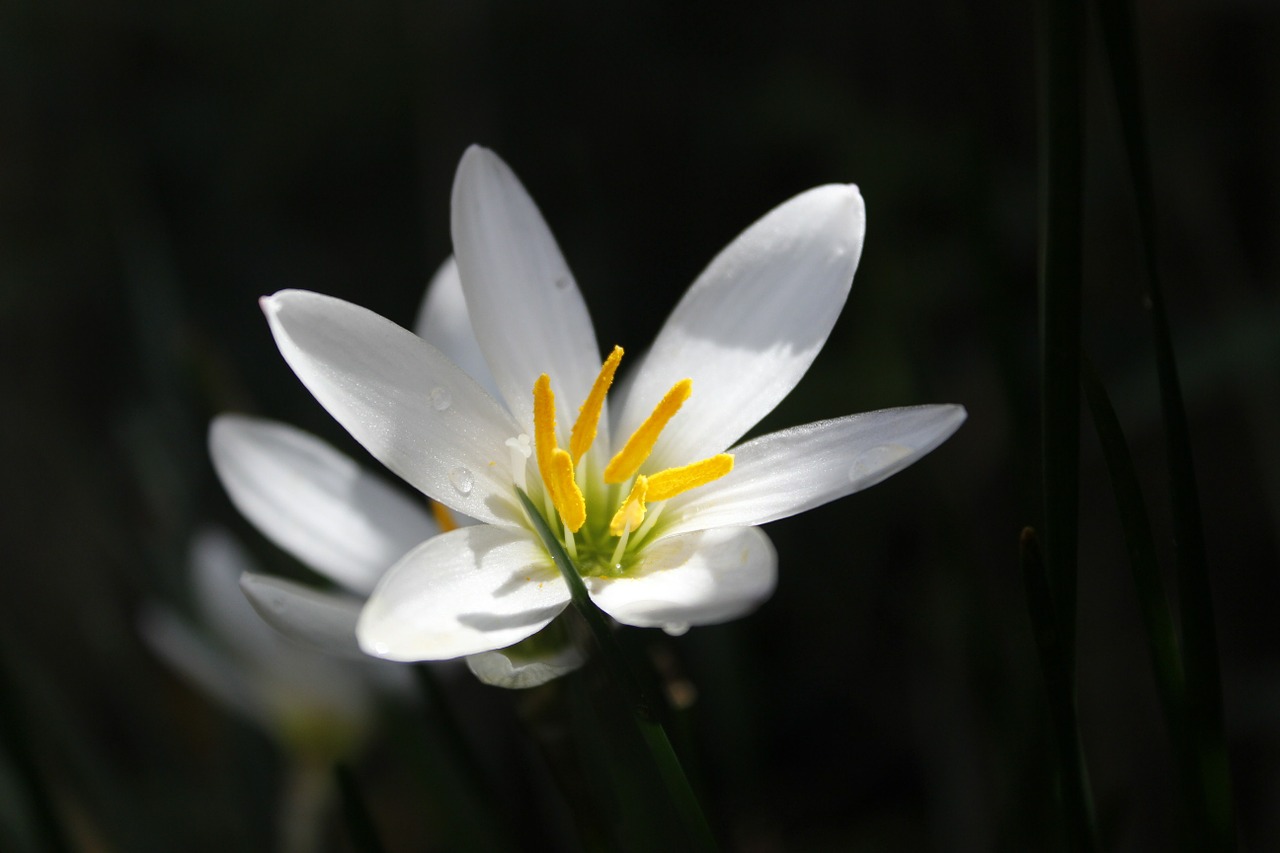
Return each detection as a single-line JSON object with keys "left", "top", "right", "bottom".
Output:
{"left": 1079, "top": 356, "right": 1185, "bottom": 720}
{"left": 1020, "top": 527, "right": 1100, "bottom": 852}
{"left": 1090, "top": 2, "right": 1235, "bottom": 847}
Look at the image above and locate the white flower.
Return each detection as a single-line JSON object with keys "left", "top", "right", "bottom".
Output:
{"left": 209, "top": 260, "right": 584, "bottom": 689}
{"left": 140, "top": 527, "right": 379, "bottom": 757}
{"left": 258, "top": 146, "right": 966, "bottom": 664}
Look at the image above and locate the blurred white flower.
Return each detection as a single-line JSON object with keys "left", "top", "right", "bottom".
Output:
{"left": 258, "top": 146, "right": 966, "bottom": 665}
{"left": 140, "top": 527, "right": 377, "bottom": 758}
{"left": 211, "top": 260, "right": 583, "bottom": 689}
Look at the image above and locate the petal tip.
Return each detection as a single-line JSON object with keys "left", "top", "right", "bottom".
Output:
{"left": 456, "top": 144, "right": 503, "bottom": 182}
{"left": 940, "top": 404, "right": 969, "bottom": 430}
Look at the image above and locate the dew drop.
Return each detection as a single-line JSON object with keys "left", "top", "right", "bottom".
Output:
{"left": 847, "top": 443, "right": 913, "bottom": 483}
{"left": 554, "top": 275, "right": 571, "bottom": 290}
{"left": 448, "top": 466, "right": 474, "bottom": 496}
{"left": 662, "top": 622, "right": 691, "bottom": 637}
{"left": 268, "top": 594, "right": 287, "bottom": 614}
{"left": 428, "top": 386, "right": 452, "bottom": 411}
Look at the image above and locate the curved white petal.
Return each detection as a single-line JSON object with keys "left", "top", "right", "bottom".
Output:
{"left": 413, "top": 256, "right": 500, "bottom": 399}
{"left": 660, "top": 405, "right": 967, "bottom": 538}
{"left": 465, "top": 643, "right": 585, "bottom": 690}
{"left": 240, "top": 573, "right": 366, "bottom": 658}
{"left": 615, "top": 184, "right": 866, "bottom": 469}
{"left": 210, "top": 415, "right": 436, "bottom": 595}
{"left": 450, "top": 146, "right": 605, "bottom": 441}
{"left": 587, "top": 527, "right": 777, "bottom": 632}
{"left": 358, "top": 526, "right": 570, "bottom": 661}
{"left": 190, "top": 528, "right": 288, "bottom": 665}
{"left": 262, "top": 290, "right": 523, "bottom": 525}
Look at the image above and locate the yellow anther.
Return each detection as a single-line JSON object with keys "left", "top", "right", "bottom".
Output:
{"left": 647, "top": 454, "right": 734, "bottom": 502}
{"left": 570, "top": 346, "right": 623, "bottom": 465}
{"left": 604, "top": 378, "right": 693, "bottom": 483}
{"left": 430, "top": 500, "right": 459, "bottom": 533}
{"left": 532, "top": 373, "right": 559, "bottom": 488}
{"left": 609, "top": 475, "right": 649, "bottom": 536}
{"left": 532, "top": 373, "right": 587, "bottom": 531}
{"left": 549, "top": 449, "right": 586, "bottom": 532}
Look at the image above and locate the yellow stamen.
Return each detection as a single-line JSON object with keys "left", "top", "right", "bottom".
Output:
{"left": 549, "top": 449, "right": 586, "bottom": 532}
{"left": 609, "top": 475, "right": 649, "bottom": 537}
{"left": 430, "top": 501, "right": 459, "bottom": 532}
{"left": 532, "top": 373, "right": 589, "bottom": 531}
{"left": 647, "top": 454, "right": 735, "bottom": 502}
{"left": 570, "top": 346, "right": 623, "bottom": 465}
{"left": 604, "top": 378, "right": 693, "bottom": 483}
{"left": 532, "top": 373, "right": 560, "bottom": 500}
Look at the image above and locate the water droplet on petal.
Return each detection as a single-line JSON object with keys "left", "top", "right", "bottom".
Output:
{"left": 269, "top": 594, "right": 287, "bottom": 614}
{"left": 448, "top": 466, "right": 474, "bottom": 496}
{"left": 847, "top": 444, "right": 913, "bottom": 484}
{"left": 554, "top": 276, "right": 571, "bottom": 290}
{"left": 429, "top": 386, "right": 452, "bottom": 411}
{"left": 662, "top": 622, "right": 690, "bottom": 637}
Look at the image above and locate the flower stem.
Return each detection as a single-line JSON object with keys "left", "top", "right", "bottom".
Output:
{"left": 517, "top": 489, "right": 719, "bottom": 851}
{"left": 333, "top": 763, "right": 387, "bottom": 853}
{"left": 410, "top": 665, "right": 519, "bottom": 849}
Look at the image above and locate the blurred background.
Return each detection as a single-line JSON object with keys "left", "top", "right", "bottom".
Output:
{"left": 1, "top": 0, "right": 1277, "bottom": 849}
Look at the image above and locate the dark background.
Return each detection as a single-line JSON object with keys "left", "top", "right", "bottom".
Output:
{"left": 2, "top": 0, "right": 1277, "bottom": 850}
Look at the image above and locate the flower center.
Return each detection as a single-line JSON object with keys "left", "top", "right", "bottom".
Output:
{"left": 527, "top": 346, "right": 732, "bottom": 577}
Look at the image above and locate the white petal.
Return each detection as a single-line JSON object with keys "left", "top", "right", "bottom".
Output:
{"left": 465, "top": 644, "right": 585, "bottom": 690}
{"left": 587, "top": 527, "right": 777, "bottom": 631}
{"left": 262, "top": 290, "right": 523, "bottom": 525}
{"left": 210, "top": 415, "right": 436, "bottom": 595}
{"left": 450, "top": 146, "right": 606, "bottom": 441}
{"left": 413, "top": 256, "right": 501, "bottom": 399}
{"left": 190, "top": 528, "right": 288, "bottom": 665}
{"left": 358, "top": 526, "right": 571, "bottom": 661}
{"left": 660, "top": 405, "right": 967, "bottom": 537}
{"left": 615, "top": 184, "right": 866, "bottom": 469}
{"left": 240, "top": 573, "right": 365, "bottom": 658}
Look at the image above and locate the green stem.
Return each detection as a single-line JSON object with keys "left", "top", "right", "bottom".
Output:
{"left": 518, "top": 489, "right": 719, "bottom": 851}
{"left": 411, "top": 666, "right": 518, "bottom": 849}
{"left": 334, "top": 764, "right": 387, "bottom": 853}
